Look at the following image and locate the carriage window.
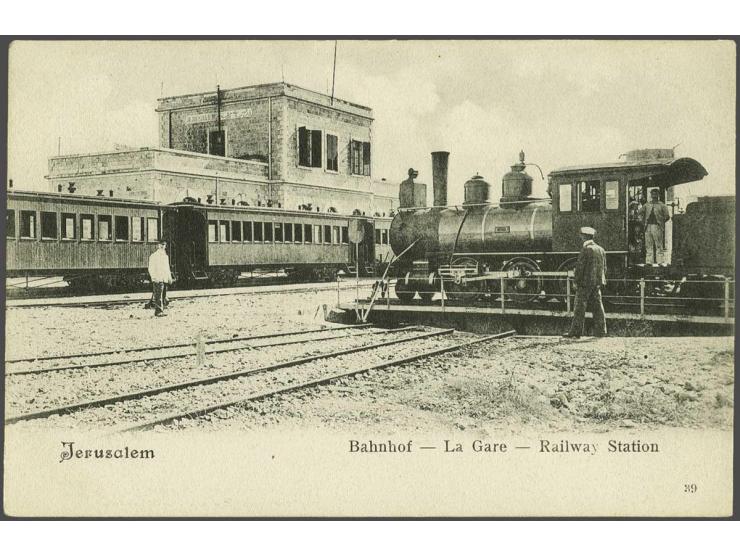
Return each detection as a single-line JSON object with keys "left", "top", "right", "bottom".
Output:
{"left": 295, "top": 223, "right": 303, "bottom": 243}
{"left": 605, "top": 180, "right": 619, "bottom": 210}
{"left": 264, "top": 222, "right": 273, "bottom": 242}
{"left": 62, "top": 213, "right": 76, "bottom": 239}
{"left": 304, "top": 224, "right": 312, "bottom": 243}
{"left": 7, "top": 210, "right": 15, "bottom": 237}
{"left": 20, "top": 211, "right": 36, "bottom": 239}
{"left": 208, "top": 220, "right": 218, "bottom": 242}
{"left": 98, "top": 215, "right": 112, "bottom": 241}
{"left": 232, "top": 221, "right": 242, "bottom": 242}
{"left": 115, "top": 216, "right": 129, "bottom": 241}
{"left": 285, "top": 223, "right": 293, "bottom": 242}
{"left": 147, "top": 218, "right": 159, "bottom": 242}
{"left": 41, "top": 212, "right": 58, "bottom": 239}
{"left": 341, "top": 226, "right": 349, "bottom": 244}
{"left": 81, "top": 214, "right": 94, "bottom": 240}
{"left": 274, "top": 223, "right": 283, "bottom": 242}
{"left": 559, "top": 183, "right": 572, "bottom": 212}
{"left": 313, "top": 225, "right": 322, "bottom": 244}
{"left": 578, "top": 180, "right": 601, "bottom": 212}
{"left": 324, "top": 225, "right": 331, "bottom": 244}
{"left": 220, "top": 221, "right": 231, "bottom": 242}
{"left": 254, "top": 222, "right": 264, "bottom": 242}
{"left": 132, "top": 217, "right": 144, "bottom": 242}
{"left": 382, "top": 229, "right": 388, "bottom": 245}
{"left": 243, "top": 221, "right": 253, "bottom": 242}
{"left": 333, "top": 226, "right": 340, "bottom": 245}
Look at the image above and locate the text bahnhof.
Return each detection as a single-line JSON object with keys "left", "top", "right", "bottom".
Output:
{"left": 348, "top": 439, "right": 660, "bottom": 454}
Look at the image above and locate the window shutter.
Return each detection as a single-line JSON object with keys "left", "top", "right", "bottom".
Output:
{"left": 363, "top": 142, "right": 371, "bottom": 176}
{"left": 298, "top": 126, "right": 310, "bottom": 167}
{"left": 311, "top": 129, "right": 322, "bottom": 168}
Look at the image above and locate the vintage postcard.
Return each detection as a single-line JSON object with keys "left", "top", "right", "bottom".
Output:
{"left": 2, "top": 39, "right": 735, "bottom": 517}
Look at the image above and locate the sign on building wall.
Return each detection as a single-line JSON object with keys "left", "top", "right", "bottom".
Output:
{"left": 185, "top": 108, "right": 254, "bottom": 125}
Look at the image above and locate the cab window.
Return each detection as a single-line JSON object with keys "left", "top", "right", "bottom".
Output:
{"left": 559, "top": 183, "right": 572, "bottom": 213}
{"left": 605, "top": 180, "right": 619, "bottom": 210}
{"left": 578, "top": 180, "right": 601, "bottom": 212}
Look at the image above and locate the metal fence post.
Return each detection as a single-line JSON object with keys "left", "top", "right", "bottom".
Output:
{"left": 440, "top": 277, "right": 445, "bottom": 311}
{"left": 336, "top": 274, "right": 340, "bottom": 307}
{"left": 724, "top": 277, "right": 730, "bottom": 320}
{"left": 566, "top": 275, "right": 571, "bottom": 313}
{"left": 500, "top": 276, "right": 506, "bottom": 314}
{"left": 640, "top": 278, "right": 645, "bottom": 316}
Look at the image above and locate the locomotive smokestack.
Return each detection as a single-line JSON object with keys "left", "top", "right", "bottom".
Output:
{"left": 431, "top": 151, "right": 449, "bottom": 207}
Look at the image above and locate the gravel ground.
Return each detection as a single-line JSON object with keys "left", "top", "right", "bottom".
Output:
{"left": 165, "top": 335, "right": 735, "bottom": 434}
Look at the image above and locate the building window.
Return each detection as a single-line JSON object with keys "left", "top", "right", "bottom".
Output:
{"left": 232, "top": 221, "right": 242, "bottom": 242}
{"left": 285, "top": 223, "right": 293, "bottom": 242}
{"left": 578, "top": 180, "right": 601, "bottom": 212}
{"left": 333, "top": 226, "right": 340, "bottom": 245}
{"left": 382, "top": 229, "right": 388, "bottom": 245}
{"left": 313, "top": 224, "right": 322, "bottom": 244}
{"left": 274, "top": 223, "right": 283, "bottom": 242}
{"left": 208, "top": 220, "right": 218, "bottom": 242}
{"left": 254, "top": 222, "right": 264, "bottom": 242}
{"left": 324, "top": 224, "right": 332, "bottom": 244}
{"left": 294, "top": 223, "right": 303, "bottom": 243}
{"left": 209, "top": 129, "right": 226, "bottom": 157}
{"left": 62, "top": 213, "right": 76, "bottom": 240}
{"left": 375, "top": 229, "right": 381, "bottom": 244}
{"left": 341, "top": 226, "right": 349, "bottom": 244}
{"left": 350, "top": 140, "right": 371, "bottom": 176}
{"left": 147, "top": 217, "right": 159, "bottom": 241}
{"left": 41, "top": 212, "right": 58, "bottom": 240}
{"left": 81, "top": 215, "right": 94, "bottom": 240}
{"left": 219, "top": 221, "right": 231, "bottom": 242}
{"left": 298, "top": 126, "right": 322, "bottom": 168}
{"left": 243, "top": 221, "right": 253, "bottom": 242}
{"left": 326, "top": 134, "right": 338, "bottom": 172}
{"left": 304, "top": 223, "right": 312, "bottom": 243}
{"left": 98, "top": 215, "right": 112, "bottom": 241}
{"left": 605, "top": 180, "right": 619, "bottom": 210}
{"left": 7, "top": 209, "right": 15, "bottom": 237}
{"left": 132, "top": 217, "right": 144, "bottom": 242}
{"left": 264, "top": 222, "right": 273, "bottom": 242}
{"left": 559, "top": 183, "right": 572, "bottom": 213}
{"left": 115, "top": 216, "right": 129, "bottom": 241}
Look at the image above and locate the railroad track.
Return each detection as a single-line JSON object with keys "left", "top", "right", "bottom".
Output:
{"left": 6, "top": 281, "right": 374, "bottom": 310}
{"left": 6, "top": 329, "right": 516, "bottom": 430}
{"left": 5, "top": 323, "right": 389, "bottom": 376}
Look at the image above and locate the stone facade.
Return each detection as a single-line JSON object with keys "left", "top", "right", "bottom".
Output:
{"left": 47, "top": 83, "right": 399, "bottom": 216}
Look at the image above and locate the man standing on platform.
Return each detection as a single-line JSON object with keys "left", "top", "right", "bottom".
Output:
{"left": 564, "top": 227, "right": 607, "bottom": 338}
{"left": 638, "top": 188, "right": 671, "bottom": 264}
{"left": 148, "top": 240, "right": 173, "bottom": 317}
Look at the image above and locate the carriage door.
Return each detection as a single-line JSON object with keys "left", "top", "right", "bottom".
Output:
{"left": 174, "top": 207, "right": 209, "bottom": 280}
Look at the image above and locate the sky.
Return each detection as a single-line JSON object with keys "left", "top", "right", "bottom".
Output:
{"left": 7, "top": 40, "right": 736, "bottom": 204}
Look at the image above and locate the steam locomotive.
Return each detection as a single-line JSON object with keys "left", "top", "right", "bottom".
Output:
{"left": 6, "top": 191, "right": 392, "bottom": 292}
{"left": 389, "top": 150, "right": 734, "bottom": 309}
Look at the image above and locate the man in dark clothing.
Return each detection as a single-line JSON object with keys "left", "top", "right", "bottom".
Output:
{"left": 638, "top": 188, "right": 671, "bottom": 264}
{"left": 564, "top": 226, "right": 607, "bottom": 338}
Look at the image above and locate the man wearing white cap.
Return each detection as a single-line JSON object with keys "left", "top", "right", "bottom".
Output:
{"left": 564, "top": 226, "right": 607, "bottom": 338}
{"left": 148, "top": 240, "right": 174, "bottom": 317}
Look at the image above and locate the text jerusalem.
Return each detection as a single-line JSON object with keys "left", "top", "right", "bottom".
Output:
{"left": 349, "top": 439, "right": 660, "bottom": 454}
{"left": 59, "top": 441, "right": 155, "bottom": 463}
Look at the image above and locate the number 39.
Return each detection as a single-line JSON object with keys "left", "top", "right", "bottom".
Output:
{"left": 684, "top": 484, "right": 698, "bottom": 494}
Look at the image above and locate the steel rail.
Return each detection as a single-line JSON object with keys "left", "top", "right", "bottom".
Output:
{"left": 118, "top": 330, "right": 517, "bottom": 432}
{"left": 6, "top": 328, "right": 454, "bottom": 424}
{"left": 7, "top": 325, "right": 417, "bottom": 377}
{"left": 7, "top": 282, "right": 373, "bottom": 309}
{"left": 5, "top": 323, "right": 372, "bottom": 364}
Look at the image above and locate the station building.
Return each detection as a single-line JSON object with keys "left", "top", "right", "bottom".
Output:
{"left": 46, "top": 83, "right": 398, "bottom": 216}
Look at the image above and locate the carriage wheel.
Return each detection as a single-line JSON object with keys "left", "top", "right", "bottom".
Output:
{"left": 418, "top": 291, "right": 435, "bottom": 303}
{"left": 501, "top": 257, "right": 543, "bottom": 303}
{"left": 394, "top": 279, "right": 415, "bottom": 303}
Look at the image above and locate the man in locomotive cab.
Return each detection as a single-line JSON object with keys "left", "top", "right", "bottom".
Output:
{"left": 148, "top": 240, "right": 174, "bottom": 317}
{"left": 638, "top": 188, "right": 671, "bottom": 264}
{"left": 564, "top": 227, "right": 607, "bottom": 338}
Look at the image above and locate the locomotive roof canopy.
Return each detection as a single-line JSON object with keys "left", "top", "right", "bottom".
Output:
{"left": 549, "top": 157, "right": 708, "bottom": 188}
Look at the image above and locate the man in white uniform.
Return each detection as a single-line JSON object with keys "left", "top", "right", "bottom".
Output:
{"left": 148, "top": 240, "right": 174, "bottom": 317}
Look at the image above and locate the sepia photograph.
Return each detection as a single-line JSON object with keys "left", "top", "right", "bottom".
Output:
{"left": 2, "top": 38, "right": 736, "bottom": 517}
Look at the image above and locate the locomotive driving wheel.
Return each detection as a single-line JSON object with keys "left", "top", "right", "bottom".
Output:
{"left": 554, "top": 257, "right": 578, "bottom": 306}
{"left": 446, "top": 257, "right": 482, "bottom": 303}
{"left": 501, "top": 257, "right": 543, "bottom": 303}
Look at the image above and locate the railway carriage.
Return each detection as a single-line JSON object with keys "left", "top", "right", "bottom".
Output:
{"left": 5, "top": 191, "right": 392, "bottom": 292}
